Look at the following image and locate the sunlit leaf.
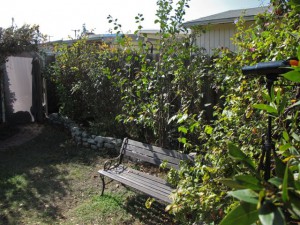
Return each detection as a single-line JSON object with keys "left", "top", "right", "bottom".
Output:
{"left": 283, "top": 131, "right": 290, "bottom": 142}
{"left": 228, "top": 189, "right": 259, "bottom": 204}
{"left": 279, "top": 143, "right": 291, "bottom": 152}
{"left": 283, "top": 70, "right": 300, "bottom": 82}
{"left": 204, "top": 125, "right": 213, "bottom": 135}
{"left": 145, "top": 197, "right": 155, "bottom": 209}
{"left": 177, "top": 114, "right": 188, "bottom": 123}
{"left": 178, "top": 137, "right": 186, "bottom": 144}
{"left": 178, "top": 126, "right": 188, "bottom": 134}
{"left": 219, "top": 202, "right": 258, "bottom": 225}
{"left": 253, "top": 104, "right": 277, "bottom": 114}
{"left": 292, "top": 132, "right": 300, "bottom": 141}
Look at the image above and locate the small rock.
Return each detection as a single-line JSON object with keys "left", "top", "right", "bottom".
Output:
{"left": 103, "top": 137, "right": 115, "bottom": 143}
{"left": 104, "top": 143, "right": 115, "bottom": 149}
{"left": 95, "top": 136, "right": 104, "bottom": 144}
{"left": 87, "top": 138, "right": 96, "bottom": 145}
{"left": 97, "top": 142, "right": 104, "bottom": 148}
{"left": 82, "top": 131, "right": 89, "bottom": 138}
{"left": 91, "top": 144, "right": 97, "bottom": 150}
{"left": 83, "top": 142, "right": 90, "bottom": 148}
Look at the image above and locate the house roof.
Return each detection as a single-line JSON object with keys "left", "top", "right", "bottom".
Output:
{"left": 184, "top": 6, "right": 269, "bottom": 27}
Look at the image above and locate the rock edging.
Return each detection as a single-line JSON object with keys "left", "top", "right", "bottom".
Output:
{"left": 48, "top": 113, "right": 122, "bottom": 151}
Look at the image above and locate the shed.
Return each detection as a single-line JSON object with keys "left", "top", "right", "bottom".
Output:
{"left": 184, "top": 6, "right": 269, "bottom": 55}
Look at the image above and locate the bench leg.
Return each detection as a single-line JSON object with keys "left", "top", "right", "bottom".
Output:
{"left": 100, "top": 175, "right": 105, "bottom": 196}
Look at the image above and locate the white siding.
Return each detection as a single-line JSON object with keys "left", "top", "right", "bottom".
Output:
{"left": 195, "top": 23, "right": 237, "bottom": 55}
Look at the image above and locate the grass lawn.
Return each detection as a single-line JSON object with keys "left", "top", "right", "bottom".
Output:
{"left": 0, "top": 124, "right": 175, "bottom": 225}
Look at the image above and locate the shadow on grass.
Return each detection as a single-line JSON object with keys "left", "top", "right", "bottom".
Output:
{"left": 0, "top": 124, "right": 115, "bottom": 225}
{"left": 123, "top": 194, "right": 177, "bottom": 225}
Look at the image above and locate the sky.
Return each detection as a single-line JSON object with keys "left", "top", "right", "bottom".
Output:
{"left": 0, "top": 0, "right": 270, "bottom": 41}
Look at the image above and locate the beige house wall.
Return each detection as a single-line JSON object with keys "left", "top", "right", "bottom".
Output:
{"left": 195, "top": 21, "right": 253, "bottom": 55}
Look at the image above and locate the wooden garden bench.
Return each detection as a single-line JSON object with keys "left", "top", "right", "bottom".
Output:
{"left": 98, "top": 138, "right": 194, "bottom": 204}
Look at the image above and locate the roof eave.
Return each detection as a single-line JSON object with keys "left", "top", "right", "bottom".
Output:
{"left": 184, "top": 15, "right": 256, "bottom": 27}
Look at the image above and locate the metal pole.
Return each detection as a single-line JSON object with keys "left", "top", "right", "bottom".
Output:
{"left": 263, "top": 75, "right": 275, "bottom": 181}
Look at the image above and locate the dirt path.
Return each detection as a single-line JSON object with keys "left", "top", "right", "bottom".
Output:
{"left": 0, "top": 123, "right": 44, "bottom": 151}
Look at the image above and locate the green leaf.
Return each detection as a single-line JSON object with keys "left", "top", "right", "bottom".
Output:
{"left": 228, "top": 189, "right": 259, "bottom": 204}
{"left": 282, "top": 163, "right": 290, "bottom": 202}
{"left": 177, "top": 113, "right": 188, "bottom": 123}
{"left": 145, "top": 197, "right": 155, "bottom": 209}
{"left": 178, "top": 126, "right": 188, "bottom": 134}
{"left": 278, "top": 95, "right": 287, "bottom": 115}
{"left": 258, "top": 200, "right": 286, "bottom": 225}
{"left": 218, "top": 178, "right": 247, "bottom": 189}
{"left": 189, "top": 122, "right": 199, "bottom": 132}
{"left": 253, "top": 104, "right": 277, "bottom": 114}
{"left": 204, "top": 125, "right": 213, "bottom": 135}
{"left": 234, "top": 175, "right": 263, "bottom": 191}
{"left": 178, "top": 137, "right": 186, "bottom": 144}
{"left": 288, "top": 191, "right": 300, "bottom": 218}
{"left": 262, "top": 92, "right": 271, "bottom": 102}
{"left": 268, "top": 177, "right": 282, "bottom": 188}
{"left": 168, "top": 115, "right": 177, "bottom": 124}
{"left": 219, "top": 202, "right": 258, "bottom": 225}
{"left": 228, "top": 143, "right": 256, "bottom": 171}
{"left": 292, "top": 132, "right": 300, "bottom": 142}
{"left": 283, "top": 70, "right": 300, "bottom": 82}
{"left": 279, "top": 143, "right": 291, "bottom": 152}
{"left": 290, "top": 100, "right": 300, "bottom": 108}
{"left": 274, "top": 155, "right": 286, "bottom": 179}
{"left": 282, "top": 131, "right": 290, "bottom": 142}
{"left": 228, "top": 143, "right": 247, "bottom": 159}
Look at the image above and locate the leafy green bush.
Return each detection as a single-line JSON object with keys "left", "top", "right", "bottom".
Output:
{"left": 50, "top": 38, "right": 125, "bottom": 136}
{"left": 166, "top": 2, "right": 300, "bottom": 224}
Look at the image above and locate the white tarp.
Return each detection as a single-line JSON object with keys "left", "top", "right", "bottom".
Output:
{"left": 4, "top": 56, "right": 34, "bottom": 122}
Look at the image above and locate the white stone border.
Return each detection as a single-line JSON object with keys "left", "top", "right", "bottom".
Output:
{"left": 48, "top": 113, "right": 122, "bottom": 151}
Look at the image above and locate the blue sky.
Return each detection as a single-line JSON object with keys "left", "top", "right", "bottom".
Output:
{"left": 0, "top": 0, "right": 270, "bottom": 41}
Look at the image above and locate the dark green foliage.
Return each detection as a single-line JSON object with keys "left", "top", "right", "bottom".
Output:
{"left": 0, "top": 24, "right": 43, "bottom": 64}
{"left": 50, "top": 39, "right": 126, "bottom": 136}
{"left": 166, "top": 2, "right": 300, "bottom": 224}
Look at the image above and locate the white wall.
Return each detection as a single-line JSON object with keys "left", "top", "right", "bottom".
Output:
{"left": 196, "top": 23, "right": 237, "bottom": 55}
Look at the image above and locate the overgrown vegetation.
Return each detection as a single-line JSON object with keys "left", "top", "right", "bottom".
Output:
{"left": 49, "top": 0, "right": 300, "bottom": 224}
{"left": 0, "top": 24, "right": 44, "bottom": 64}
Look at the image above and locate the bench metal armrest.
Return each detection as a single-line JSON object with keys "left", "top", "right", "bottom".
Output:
{"left": 103, "top": 138, "right": 128, "bottom": 171}
{"left": 103, "top": 155, "right": 122, "bottom": 171}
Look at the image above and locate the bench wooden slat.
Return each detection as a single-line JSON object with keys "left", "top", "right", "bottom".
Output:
{"left": 125, "top": 139, "right": 193, "bottom": 168}
{"left": 99, "top": 166, "right": 172, "bottom": 190}
{"left": 126, "top": 139, "right": 193, "bottom": 161}
{"left": 125, "top": 151, "right": 179, "bottom": 169}
{"left": 100, "top": 165, "right": 173, "bottom": 193}
{"left": 99, "top": 168, "right": 173, "bottom": 203}
{"left": 112, "top": 166, "right": 174, "bottom": 194}
{"left": 126, "top": 145, "right": 180, "bottom": 166}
